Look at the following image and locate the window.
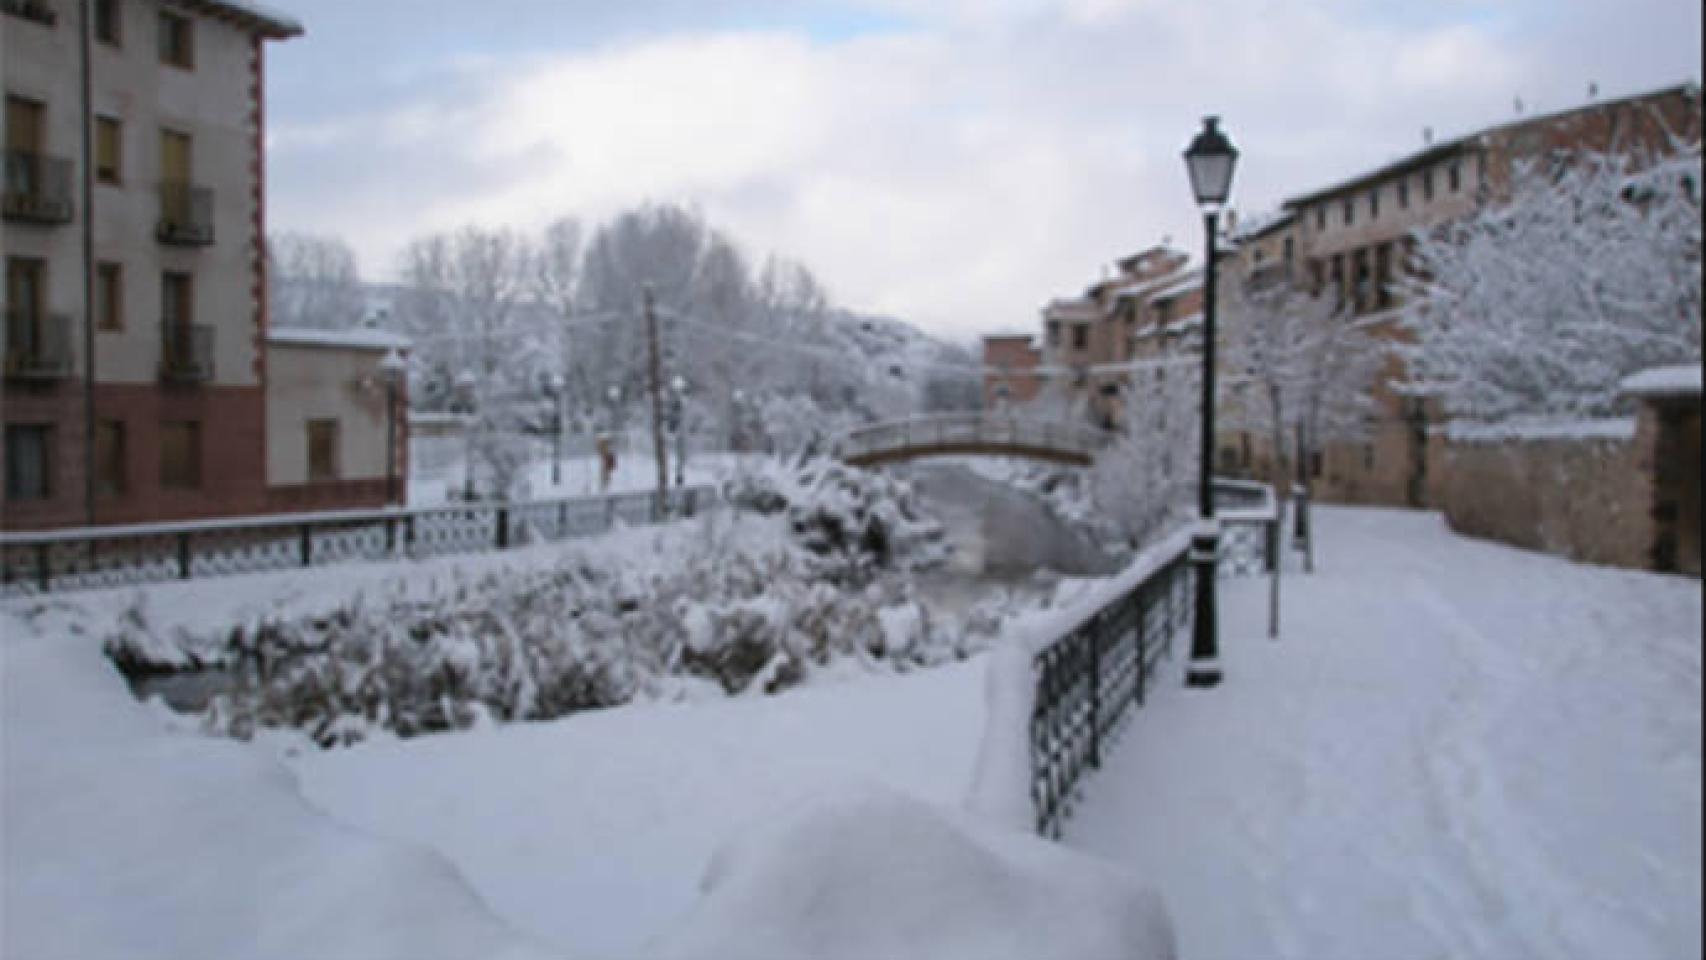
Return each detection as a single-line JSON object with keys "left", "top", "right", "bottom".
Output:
{"left": 1422, "top": 170, "right": 1435, "bottom": 202}
{"left": 1071, "top": 324, "right": 1088, "bottom": 350}
{"left": 4, "top": 425, "right": 51, "bottom": 500}
{"left": 95, "top": 116, "right": 122, "bottom": 184}
{"left": 96, "top": 262, "right": 122, "bottom": 330}
{"left": 1362, "top": 443, "right": 1375, "bottom": 469}
{"left": 307, "top": 419, "right": 340, "bottom": 482}
{"left": 158, "top": 10, "right": 193, "bottom": 69}
{"left": 1155, "top": 299, "right": 1174, "bottom": 325}
{"left": 1397, "top": 179, "right": 1409, "bottom": 208}
{"left": 1046, "top": 320, "right": 1060, "bottom": 347}
{"left": 160, "top": 420, "right": 200, "bottom": 489}
{"left": 1315, "top": 207, "right": 1325, "bottom": 230}
{"left": 6, "top": 95, "right": 44, "bottom": 156}
{"left": 159, "top": 128, "right": 191, "bottom": 183}
{"left": 162, "top": 270, "right": 192, "bottom": 325}
{"left": 1343, "top": 198, "right": 1354, "bottom": 226}
{"left": 1448, "top": 162, "right": 1461, "bottom": 192}
{"left": 1369, "top": 189, "right": 1379, "bottom": 219}
{"left": 95, "top": 0, "right": 120, "bottom": 46}
{"left": 95, "top": 420, "right": 125, "bottom": 497}
{"left": 1283, "top": 236, "right": 1294, "bottom": 262}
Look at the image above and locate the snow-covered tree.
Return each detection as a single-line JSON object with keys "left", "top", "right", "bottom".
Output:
{"left": 1090, "top": 361, "right": 1201, "bottom": 548}
{"left": 1398, "top": 138, "right": 1702, "bottom": 420}
{"left": 268, "top": 231, "right": 364, "bottom": 330}
{"left": 397, "top": 226, "right": 542, "bottom": 498}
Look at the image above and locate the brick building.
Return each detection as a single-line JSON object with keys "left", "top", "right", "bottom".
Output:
{"left": 980, "top": 332, "right": 1042, "bottom": 409}
{"left": 1280, "top": 81, "right": 1702, "bottom": 507}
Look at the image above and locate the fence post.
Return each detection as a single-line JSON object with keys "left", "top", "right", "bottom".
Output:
{"left": 496, "top": 505, "right": 510, "bottom": 550}
{"left": 1265, "top": 518, "right": 1278, "bottom": 572}
{"left": 557, "top": 500, "right": 567, "bottom": 538}
{"left": 386, "top": 516, "right": 397, "bottom": 553}
{"left": 300, "top": 524, "right": 312, "bottom": 567}
{"left": 405, "top": 514, "right": 417, "bottom": 559}
{"left": 1135, "top": 587, "right": 1149, "bottom": 708}
{"left": 1087, "top": 622, "right": 1102, "bottom": 770}
{"left": 36, "top": 542, "right": 51, "bottom": 592}
{"left": 178, "top": 532, "right": 193, "bottom": 579}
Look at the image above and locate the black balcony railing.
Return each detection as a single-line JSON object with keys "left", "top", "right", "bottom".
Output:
{"left": 3, "top": 310, "right": 73, "bottom": 381}
{"left": 156, "top": 182, "right": 214, "bottom": 246}
{"left": 160, "top": 323, "right": 213, "bottom": 383}
{"left": 3, "top": 150, "right": 74, "bottom": 225}
{"left": 1, "top": 0, "right": 57, "bottom": 25}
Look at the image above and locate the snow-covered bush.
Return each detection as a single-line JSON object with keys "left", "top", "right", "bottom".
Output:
{"left": 115, "top": 503, "right": 969, "bottom": 748}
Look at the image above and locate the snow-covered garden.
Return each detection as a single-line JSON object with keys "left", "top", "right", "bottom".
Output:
{"left": 4, "top": 501, "right": 1698, "bottom": 959}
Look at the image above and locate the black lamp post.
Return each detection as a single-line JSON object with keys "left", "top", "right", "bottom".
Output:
{"left": 1183, "top": 115, "right": 1238, "bottom": 688}
{"left": 546, "top": 373, "right": 566, "bottom": 487}
{"left": 379, "top": 348, "right": 407, "bottom": 505}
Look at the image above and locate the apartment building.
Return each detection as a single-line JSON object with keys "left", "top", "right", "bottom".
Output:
{"left": 3, "top": 0, "right": 300, "bottom": 530}
{"left": 1281, "top": 81, "right": 1702, "bottom": 508}
{"left": 980, "top": 332, "right": 1042, "bottom": 410}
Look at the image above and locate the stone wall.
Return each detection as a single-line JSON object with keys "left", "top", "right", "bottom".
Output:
{"left": 1435, "top": 420, "right": 1656, "bottom": 570}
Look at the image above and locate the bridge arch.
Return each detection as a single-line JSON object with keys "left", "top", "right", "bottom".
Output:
{"left": 835, "top": 415, "right": 1116, "bottom": 467}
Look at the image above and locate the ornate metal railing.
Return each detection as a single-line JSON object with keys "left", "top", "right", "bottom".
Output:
{"left": 0, "top": 486, "right": 716, "bottom": 598}
{"left": 1032, "top": 543, "right": 1193, "bottom": 838}
{"left": 1028, "top": 479, "right": 1280, "bottom": 837}
{"left": 839, "top": 415, "right": 1116, "bottom": 466}
{"left": 156, "top": 181, "right": 214, "bottom": 246}
{"left": 159, "top": 322, "right": 213, "bottom": 383}
{"left": 2, "top": 149, "right": 73, "bottom": 224}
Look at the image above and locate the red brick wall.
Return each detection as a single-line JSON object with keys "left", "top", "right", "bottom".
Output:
{"left": 982, "top": 337, "right": 1043, "bottom": 407}
{"left": 2, "top": 382, "right": 271, "bottom": 531}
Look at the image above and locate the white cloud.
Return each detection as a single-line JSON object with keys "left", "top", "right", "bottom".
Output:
{"left": 264, "top": 0, "right": 1699, "bottom": 341}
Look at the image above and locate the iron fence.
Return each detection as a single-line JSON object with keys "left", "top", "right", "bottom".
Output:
{"left": 1, "top": 486, "right": 715, "bottom": 598}
{"left": 1029, "top": 486, "right": 1279, "bottom": 838}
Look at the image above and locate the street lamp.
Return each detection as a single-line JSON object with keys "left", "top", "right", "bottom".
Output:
{"left": 669, "top": 374, "right": 688, "bottom": 487}
{"left": 1182, "top": 115, "right": 1238, "bottom": 689}
{"left": 378, "top": 348, "right": 407, "bottom": 505}
{"left": 546, "top": 373, "right": 566, "bottom": 488}
{"left": 456, "top": 370, "right": 478, "bottom": 501}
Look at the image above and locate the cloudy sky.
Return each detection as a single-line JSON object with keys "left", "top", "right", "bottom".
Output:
{"left": 261, "top": 0, "right": 1701, "bottom": 343}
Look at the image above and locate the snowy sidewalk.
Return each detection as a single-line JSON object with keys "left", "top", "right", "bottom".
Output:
{"left": 1064, "top": 506, "right": 1701, "bottom": 960}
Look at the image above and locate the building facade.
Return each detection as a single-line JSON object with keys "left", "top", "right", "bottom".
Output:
{"left": 1280, "top": 82, "right": 1702, "bottom": 508}
{"left": 980, "top": 333, "right": 1042, "bottom": 410}
{"left": 3, "top": 0, "right": 300, "bottom": 530}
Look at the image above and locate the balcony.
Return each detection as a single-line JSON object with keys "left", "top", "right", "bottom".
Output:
{"left": 156, "top": 182, "right": 214, "bottom": 246}
{"left": 1, "top": 0, "right": 57, "bottom": 26}
{"left": 3, "top": 150, "right": 74, "bottom": 225}
{"left": 160, "top": 323, "right": 214, "bottom": 383}
{"left": 4, "top": 310, "right": 73, "bottom": 381}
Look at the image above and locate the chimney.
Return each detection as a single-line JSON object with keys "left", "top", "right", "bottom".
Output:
{"left": 1422, "top": 126, "right": 1433, "bottom": 145}
{"left": 1588, "top": 81, "right": 1599, "bottom": 100}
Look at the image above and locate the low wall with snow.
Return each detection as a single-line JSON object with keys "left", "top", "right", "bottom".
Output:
{"left": 1436, "top": 417, "right": 1657, "bottom": 570}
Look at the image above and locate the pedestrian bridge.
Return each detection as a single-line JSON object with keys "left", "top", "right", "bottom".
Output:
{"left": 836, "top": 415, "right": 1117, "bottom": 467}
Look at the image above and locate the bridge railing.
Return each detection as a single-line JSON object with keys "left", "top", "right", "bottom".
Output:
{"left": 838, "top": 415, "right": 1115, "bottom": 463}
{"left": 0, "top": 485, "right": 717, "bottom": 598}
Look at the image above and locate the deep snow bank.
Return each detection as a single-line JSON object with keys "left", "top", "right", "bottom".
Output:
{"left": 0, "top": 604, "right": 554, "bottom": 960}
{"left": 649, "top": 787, "right": 1175, "bottom": 960}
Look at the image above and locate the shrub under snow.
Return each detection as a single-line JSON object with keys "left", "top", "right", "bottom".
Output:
{"left": 106, "top": 462, "right": 982, "bottom": 748}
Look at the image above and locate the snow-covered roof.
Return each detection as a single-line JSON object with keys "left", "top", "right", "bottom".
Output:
{"left": 1230, "top": 209, "right": 1296, "bottom": 241}
{"left": 1283, "top": 81, "right": 1699, "bottom": 209}
{"left": 982, "top": 331, "right": 1036, "bottom": 342}
{"left": 1042, "top": 298, "right": 1102, "bottom": 322}
{"left": 1150, "top": 272, "right": 1203, "bottom": 300}
{"left": 408, "top": 411, "right": 470, "bottom": 427}
{"left": 267, "top": 326, "right": 411, "bottom": 352}
{"left": 1619, "top": 362, "right": 1703, "bottom": 399}
{"left": 166, "top": 0, "right": 303, "bottom": 38}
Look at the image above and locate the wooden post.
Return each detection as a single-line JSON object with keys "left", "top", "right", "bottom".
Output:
{"left": 300, "top": 524, "right": 312, "bottom": 566}
{"left": 178, "top": 533, "right": 192, "bottom": 579}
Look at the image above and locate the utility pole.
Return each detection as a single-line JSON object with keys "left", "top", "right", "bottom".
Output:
{"left": 80, "top": 0, "right": 97, "bottom": 525}
{"left": 643, "top": 284, "right": 669, "bottom": 519}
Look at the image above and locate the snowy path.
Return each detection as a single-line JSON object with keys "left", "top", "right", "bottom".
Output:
{"left": 1064, "top": 507, "right": 1701, "bottom": 960}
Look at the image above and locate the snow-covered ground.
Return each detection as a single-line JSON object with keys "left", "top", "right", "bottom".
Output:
{"left": 1067, "top": 507, "right": 1702, "bottom": 960}
{"left": 3, "top": 505, "right": 1696, "bottom": 959}
{"left": 409, "top": 451, "right": 743, "bottom": 506}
